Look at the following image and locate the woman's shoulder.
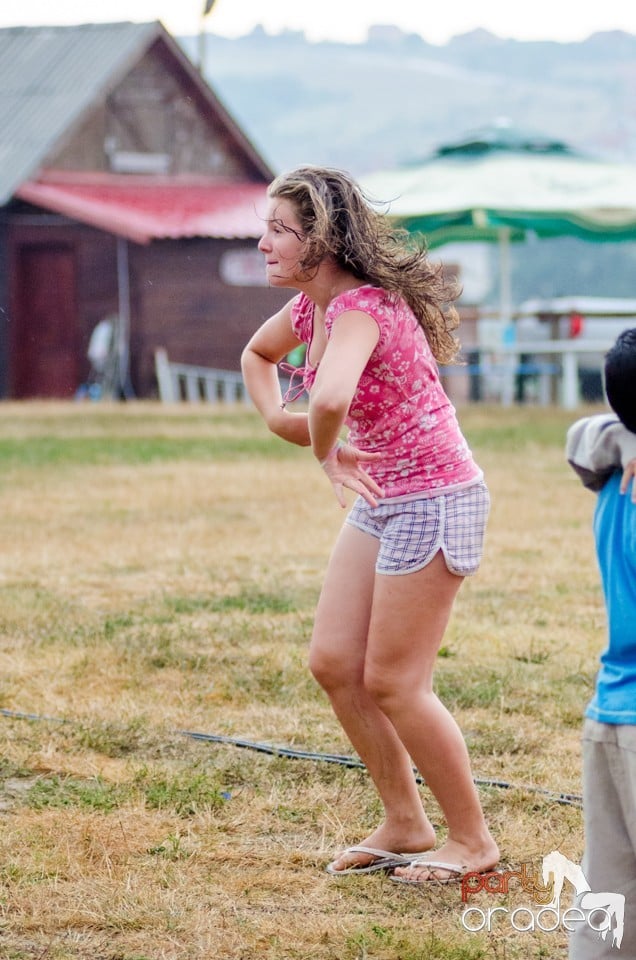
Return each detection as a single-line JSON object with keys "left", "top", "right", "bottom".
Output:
{"left": 327, "top": 286, "right": 400, "bottom": 331}
{"left": 330, "top": 284, "right": 392, "bottom": 315}
{"left": 328, "top": 285, "right": 417, "bottom": 341}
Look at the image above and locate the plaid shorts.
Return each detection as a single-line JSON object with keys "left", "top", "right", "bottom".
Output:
{"left": 345, "top": 481, "right": 490, "bottom": 576}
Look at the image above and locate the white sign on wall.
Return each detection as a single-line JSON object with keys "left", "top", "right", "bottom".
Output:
{"left": 220, "top": 249, "right": 267, "bottom": 287}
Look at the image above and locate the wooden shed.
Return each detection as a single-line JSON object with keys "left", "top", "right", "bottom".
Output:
{"left": 0, "top": 21, "right": 289, "bottom": 399}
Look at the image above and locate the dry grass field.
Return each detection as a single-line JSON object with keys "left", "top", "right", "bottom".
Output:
{"left": 0, "top": 401, "right": 611, "bottom": 959}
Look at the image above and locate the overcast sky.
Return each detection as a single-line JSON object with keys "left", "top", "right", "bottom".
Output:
{"left": 2, "top": 0, "right": 636, "bottom": 45}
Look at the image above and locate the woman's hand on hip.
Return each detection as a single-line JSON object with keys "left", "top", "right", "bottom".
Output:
{"left": 320, "top": 443, "right": 384, "bottom": 508}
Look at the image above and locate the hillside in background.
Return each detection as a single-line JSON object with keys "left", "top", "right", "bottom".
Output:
{"left": 179, "top": 27, "right": 636, "bottom": 304}
{"left": 182, "top": 26, "right": 636, "bottom": 174}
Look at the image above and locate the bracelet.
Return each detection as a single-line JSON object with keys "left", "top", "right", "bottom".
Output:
{"left": 318, "top": 439, "right": 344, "bottom": 468}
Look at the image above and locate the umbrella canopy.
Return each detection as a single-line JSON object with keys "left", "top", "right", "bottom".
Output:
{"left": 362, "top": 123, "right": 636, "bottom": 247}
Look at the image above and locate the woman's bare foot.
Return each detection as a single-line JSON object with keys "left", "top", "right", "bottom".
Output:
{"left": 392, "top": 837, "right": 500, "bottom": 883}
{"left": 327, "top": 820, "right": 437, "bottom": 873}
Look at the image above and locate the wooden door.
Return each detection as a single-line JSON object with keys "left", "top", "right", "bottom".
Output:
{"left": 13, "top": 244, "right": 79, "bottom": 398}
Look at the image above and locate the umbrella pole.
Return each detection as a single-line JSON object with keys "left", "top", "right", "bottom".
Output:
{"left": 498, "top": 226, "right": 512, "bottom": 325}
{"left": 498, "top": 227, "right": 516, "bottom": 405}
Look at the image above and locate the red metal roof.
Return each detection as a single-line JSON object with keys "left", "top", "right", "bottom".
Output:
{"left": 15, "top": 170, "right": 269, "bottom": 244}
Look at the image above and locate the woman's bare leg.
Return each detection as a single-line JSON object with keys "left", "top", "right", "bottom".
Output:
{"left": 364, "top": 551, "right": 499, "bottom": 879}
{"left": 309, "top": 523, "right": 436, "bottom": 870}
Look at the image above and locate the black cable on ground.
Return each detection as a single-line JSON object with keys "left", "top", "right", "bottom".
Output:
{"left": 0, "top": 708, "right": 582, "bottom": 808}
{"left": 178, "top": 729, "right": 582, "bottom": 808}
{"left": 1, "top": 707, "right": 68, "bottom": 724}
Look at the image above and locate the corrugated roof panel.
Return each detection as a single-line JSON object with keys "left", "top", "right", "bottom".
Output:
{"left": 0, "top": 22, "right": 161, "bottom": 203}
{"left": 16, "top": 171, "right": 269, "bottom": 243}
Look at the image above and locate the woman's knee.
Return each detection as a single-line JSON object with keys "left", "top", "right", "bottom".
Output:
{"left": 363, "top": 663, "right": 430, "bottom": 714}
{"left": 307, "top": 645, "right": 331, "bottom": 687}
{"left": 362, "top": 664, "right": 398, "bottom": 710}
{"left": 309, "top": 640, "right": 360, "bottom": 691}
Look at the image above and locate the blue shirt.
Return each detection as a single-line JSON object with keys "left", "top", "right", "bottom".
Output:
{"left": 586, "top": 470, "right": 636, "bottom": 724}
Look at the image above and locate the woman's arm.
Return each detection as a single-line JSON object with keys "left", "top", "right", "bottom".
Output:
{"left": 308, "top": 309, "right": 380, "bottom": 461}
{"left": 241, "top": 300, "right": 311, "bottom": 447}
{"left": 308, "top": 310, "right": 384, "bottom": 507}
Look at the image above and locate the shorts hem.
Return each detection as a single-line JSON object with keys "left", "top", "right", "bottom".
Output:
{"left": 376, "top": 545, "right": 478, "bottom": 577}
{"left": 345, "top": 516, "right": 382, "bottom": 541}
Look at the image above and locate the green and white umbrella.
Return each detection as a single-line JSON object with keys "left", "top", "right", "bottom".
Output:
{"left": 363, "top": 123, "right": 636, "bottom": 244}
{"left": 362, "top": 123, "right": 636, "bottom": 320}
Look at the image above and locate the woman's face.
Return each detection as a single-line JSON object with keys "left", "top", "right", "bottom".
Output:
{"left": 258, "top": 197, "right": 307, "bottom": 287}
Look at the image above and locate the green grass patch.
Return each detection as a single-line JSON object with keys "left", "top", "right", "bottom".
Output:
{"left": 164, "top": 587, "right": 304, "bottom": 616}
{"left": 0, "top": 434, "right": 302, "bottom": 467}
{"left": 133, "top": 767, "right": 228, "bottom": 816}
{"left": 27, "top": 774, "right": 125, "bottom": 812}
{"left": 75, "top": 718, "right": 154, "bottom": 758}
{"left": 345, "top": 926, "right": 493, "bottom": 960}
{"left": 435, "top": 666, "right": 506, "bottom": 710}
{"left": 25, "top": 766, "right": 229, "bottom": 817}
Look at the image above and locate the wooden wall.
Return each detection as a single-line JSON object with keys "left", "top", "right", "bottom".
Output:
{"left": 128, "top": 238, "right": 289, "bottom": 396}
{"left": 5, "top": 218, "right": 288, "bottom": 398}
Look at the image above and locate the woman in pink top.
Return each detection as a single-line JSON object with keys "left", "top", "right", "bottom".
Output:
{"left": 241, "top": 166, "right": 498, "bottom": 884}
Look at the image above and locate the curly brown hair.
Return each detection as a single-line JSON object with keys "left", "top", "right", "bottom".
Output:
{"left": 267, "top": 165, "right": 461, "bottom": 364}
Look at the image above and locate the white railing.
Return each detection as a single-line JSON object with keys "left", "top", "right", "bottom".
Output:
{"left": 155, "top": 344, "right": 607, "bottom": 410}
{"left": 154, "top": 348, "right": 249, "bottom": 404}
{"left": 500, "top": 340, "right": 612, "bottom": 409}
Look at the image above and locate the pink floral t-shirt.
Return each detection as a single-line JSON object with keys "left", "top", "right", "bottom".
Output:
{"left": 290, "top": 285, "right": 482, "bottom": 499}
